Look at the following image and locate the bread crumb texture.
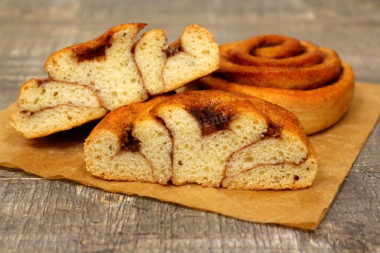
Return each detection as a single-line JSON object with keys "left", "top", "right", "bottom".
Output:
{"left": 84, "top": 90, "right": 318, "bottom": 190}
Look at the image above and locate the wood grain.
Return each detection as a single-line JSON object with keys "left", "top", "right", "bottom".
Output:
{"left": 0, "top": 0, "right": 379, "bottom": 252}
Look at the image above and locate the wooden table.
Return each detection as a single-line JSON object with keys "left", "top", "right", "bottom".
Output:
{"left": 0, "top": 0, "right": 379, "bottom": 252}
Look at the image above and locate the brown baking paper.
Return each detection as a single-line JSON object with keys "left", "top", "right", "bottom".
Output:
{"left": 1, "top": 82, "right": 379, "bottom": 230}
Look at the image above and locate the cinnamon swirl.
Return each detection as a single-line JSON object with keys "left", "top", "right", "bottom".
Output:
{"left": 84, "top": 90, "right": 317, "bottom": 190}
{"left": 200, "top": 35, "right": 355, "bottom": 134}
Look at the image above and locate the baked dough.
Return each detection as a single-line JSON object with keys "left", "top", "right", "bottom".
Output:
{"left": 200, "top": 35, "right": 355, "bottom": 135}
{"left": 84, "top": 90, "right": 317, "bottom": 190}
{"left": 11, "top": 79, "right": 107, "bottom": 138}
{"left": 134, "top": 25, "right": 219, "bottom": 95}
{"left": 12, "top": 24, "right": 219, "bottom": 138}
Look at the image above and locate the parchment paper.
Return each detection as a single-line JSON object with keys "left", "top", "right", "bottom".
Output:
{"left": 1, "top": 82, "right": 379, "bottom": 230}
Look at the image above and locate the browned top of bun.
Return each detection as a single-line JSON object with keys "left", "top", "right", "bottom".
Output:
{"left": 216, "top": 35, "right": 343, "bottom": 90}
{"left": 87, "top": 90, "right": 315, "bottom": 158}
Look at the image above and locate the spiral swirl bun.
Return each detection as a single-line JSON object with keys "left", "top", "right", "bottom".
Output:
{"left": 201, "top": 35, "right": 355, "bottom": 135}
{"left": 85, "top": 90, "right": 317, "bottom": 190}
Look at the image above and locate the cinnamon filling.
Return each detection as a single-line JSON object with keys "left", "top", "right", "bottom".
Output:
{"left": 189, "top": 107, "right": 233, "bottom": 136}
{"left": 263, "top": 122, "right": 282, "bottom": 138}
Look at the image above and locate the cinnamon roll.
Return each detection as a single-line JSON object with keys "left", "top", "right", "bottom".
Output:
{"left": 200, "top": 35, "right": 355, "bottom": 134}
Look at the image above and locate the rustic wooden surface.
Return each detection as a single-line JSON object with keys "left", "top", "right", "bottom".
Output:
{"left": 0, "top": 0, "right": 379, "bottom": 252}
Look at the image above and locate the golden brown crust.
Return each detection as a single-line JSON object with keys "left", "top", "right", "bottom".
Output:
{"left": 200, "top": 35, "right": 355, "bottom": 135}
{"left": 11, "top": 105, "right": 107, "bottom": 138}
{"left": 45, "top": 23, "right": 147, "bottom": 69}
{"left": 216, "top": 36, "right": 343, "bottom": 90}
{"left": 17, "top": 78, "right": 106, "bottom": 111}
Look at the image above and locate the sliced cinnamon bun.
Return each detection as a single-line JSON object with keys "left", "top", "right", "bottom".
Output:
{"left": 84, "top": 90, "right": 317, "bottom": 190}
{"left": 200, "top": 35, "right": 355, "bottom": 135}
